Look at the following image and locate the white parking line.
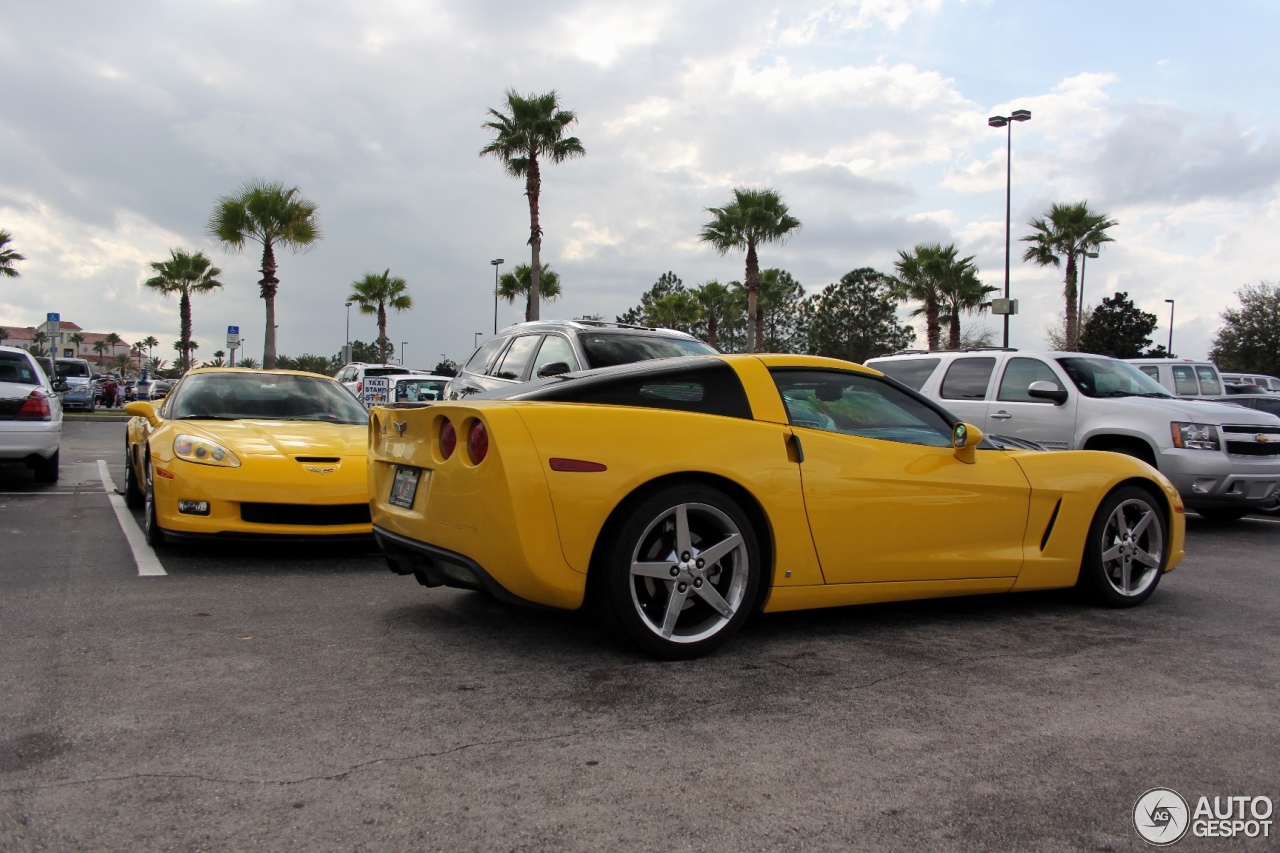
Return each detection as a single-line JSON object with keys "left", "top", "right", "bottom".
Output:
{"left": 97, "top": 459, "right": 166, "bottom": 577}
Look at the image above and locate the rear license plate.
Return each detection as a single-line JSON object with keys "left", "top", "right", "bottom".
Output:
{"left": 389, "top": 465, "right": 420, "bottom": 509}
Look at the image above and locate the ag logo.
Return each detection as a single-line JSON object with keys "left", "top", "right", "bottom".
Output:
{"left": 1134, "top": 787, "right": 1190, "bottom": 845}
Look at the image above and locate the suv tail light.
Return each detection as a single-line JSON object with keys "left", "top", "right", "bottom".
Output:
{"left": 356, "top": 380, "right": 363, "bottom": 393}
{"left": 16, "top": 390, "right": 52, "bottom": 421}
{"left": 439, "top": 420, "right": 457, "bottom": 459}
{"left": 468, "top": 421, "right": 489, "bottom": 464}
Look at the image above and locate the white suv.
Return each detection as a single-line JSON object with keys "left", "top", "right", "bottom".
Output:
{"left": 333, "top": 363, "right": 417, "bottom": 407}
{"left": 865, "top": 349, "right": 1280, "bottom": 521}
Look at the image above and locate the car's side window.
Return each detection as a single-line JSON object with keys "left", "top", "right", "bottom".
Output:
{"left": 1171, "top": 365, "right": 1198, "bottom": 395}
{"left": 531, "top": 335, "right": 578, "bottom": 378}
{"left": 1195, "top": 366, "right": 1222, "bottom": 395}
{"left": 529, "top": 362, "right": 753, "bottom": 419}
{"left": 997, "top": 357, "right": 1062, "bottom": 403}
{"left": 465, "top": 337, "right": 508, "bottom": 374}
{"left": 771, "top": 369, "right": 953, "bottom": 447}
{"left": 491, "top": 335, "right": 540, "bottom": 381}
{"left": 940, "top": 357, "right": 996, "bottom": 400}
{"left": 1138, "top": 365, "right": 1160, "bottom": 381}
{"left": 873, "top": 358, "right": 940, "bottom": 391}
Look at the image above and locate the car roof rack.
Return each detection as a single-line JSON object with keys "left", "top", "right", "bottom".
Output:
{"left": 880, "top": 347, "right": 1019, "bottom": 356}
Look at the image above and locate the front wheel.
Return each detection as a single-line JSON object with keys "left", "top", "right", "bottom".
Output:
{"left": 1078, "top": 486, "right": 1168, "bottom": 607}
{"left": 595, "top": 485, "right": 760, "bottom": 660}
{"left": 143, "top": 457, "right": 166, "bottom": 547}
{"left": 123, "top": 444, "right": 144, "bottom": 509}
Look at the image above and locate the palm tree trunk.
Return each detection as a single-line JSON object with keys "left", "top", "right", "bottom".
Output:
{"left": 745, "top": 242, "right": 760, "bottom": 353}
{"left": 925, "top": 297, "right": 940, "bottom": 350}
{"left": 949, "top": 308, "right": 961, "bottom": 349}
{"left": 707, "top": 313, "right": 718, "bottom": 349}
{"left": 1064, "top": 254, "right": 1079, "bottom": 350}
{"left": 526, "top": 156, "right": 543, "bottom": 322}
{"left": 378, "top": 302, "right": 388, "bottom": 364}
{"left": 180, "top": 290, "right": 192, "bottom": 374}
{"left": 260, "top": 241, "right": 280, "bottom": 369}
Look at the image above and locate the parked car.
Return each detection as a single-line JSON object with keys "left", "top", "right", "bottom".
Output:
{"left": 1220, "top": 372, "right": 1280, "bottom": 393}
{"left": 367, "top": 353, "right": 1185, "bottom": 659}
{"left": 445, "top": 320, "right": 718, "bottom": 399}
{"left": 123, "top": 368, "right": 373, "bottom": 545}
{"left": 390, "top": 374, "right": 450, "bottom": 403}
{"left": 0, "top": 345, "right": 63, "bottom": 482}
{"left": 54, "top": 357, "right": 93, "bottom": 389}
{"left": 1128, "top": 358, "right": 1225, "bottom": 398}
{"left": 865, "top": 349, "right": 1280, "bottom": 522}
{"left": 332, "top": 363, "right": 417, "bottom": 407}
{"left": 60, "top": 382, "right": 97, "bottom": 412}
{"left": 149, "top": 380, "right": 175, "bottom": 400}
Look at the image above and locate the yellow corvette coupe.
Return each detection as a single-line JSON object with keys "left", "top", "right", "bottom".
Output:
{"left": 123, "top": 368, "right": 373, "bottom": 545}
{"left": 368, "top": 354, "right": 1186, "bottom": 659}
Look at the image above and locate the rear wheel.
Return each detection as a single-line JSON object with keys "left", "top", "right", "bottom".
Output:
{"left": 1078, "top": 486, "right": 1167, "bottom": 607}
{"left": 33, "top": 449, "right": 59, "bottom": 483}
{"left": 143, "top": 456, "right": 166, "bottom": 547}
{"left": 595, "top": 484, "right": 760, "bottom": 659}
{"left": 123, "top": 444, "right": 144, "bottom": 509}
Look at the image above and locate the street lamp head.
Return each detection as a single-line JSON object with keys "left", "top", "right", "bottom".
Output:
{"left": 988, "top": 116, "right": 1008, "bottom": 128}
{"left": 1165, "top": 298, "right": 1175, "bottom": 304}
{"left": 1084, "top": 251, "right": 1099, "bottom": 259}
{"left": 1010, "top": 109, "right": 1032, "bottom": 122}
{"left": 345, "top": 302, "right": 352, "bottom": 308}
{"left": 491, "top": 258, "right": 504, "bottom": 266}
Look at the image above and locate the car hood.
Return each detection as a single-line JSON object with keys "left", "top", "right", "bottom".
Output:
{"left": 171, "top": 419, "right": 369, "bottom": 457}
{"left": 1098, "top": 394, "right": 1280, "bottom": 425}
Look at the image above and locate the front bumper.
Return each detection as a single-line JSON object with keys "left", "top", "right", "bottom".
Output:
{"left": 1159, "top": 447, "right": 1280, "bottom": 509}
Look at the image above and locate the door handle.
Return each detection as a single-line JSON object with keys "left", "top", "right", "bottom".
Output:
{"left": 990, "top": 411, "right": 1012, "bottom": 420}
{"left": 787, "top": 433, "right": 805, "bottom": 463}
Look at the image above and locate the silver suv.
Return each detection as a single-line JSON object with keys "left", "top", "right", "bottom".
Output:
{"left": 865, "top": 349, "right": 1280, "bottom": 521}
{"left": 445, "top": 320, "right": 718, "bottom": 399}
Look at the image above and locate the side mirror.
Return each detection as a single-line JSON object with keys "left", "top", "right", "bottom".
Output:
{"left": 124, "top": 401, "right": 161, "bottom": 427}
{"left": 536, "top": 361, "right": 572, "bottom": 378}
{"left": 54, "top": 379, "right": 68, "bottom": 392}
{"left": 1027, "top": 380, "right": 1068, "bottom": 405}
{"left": 952, "top": 421, "right": 985, "bottom": 464}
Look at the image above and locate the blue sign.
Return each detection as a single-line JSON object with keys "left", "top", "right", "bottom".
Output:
{"left": 46, "top": 312, "right": 60, "bottom": 323}
{"left": 228, "top": 325, "right": 239, "bottom": 335}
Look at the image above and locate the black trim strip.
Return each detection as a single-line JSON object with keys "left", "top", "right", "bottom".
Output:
{"left": 1040, "top": 498, "right": 1062, "bottom": 552}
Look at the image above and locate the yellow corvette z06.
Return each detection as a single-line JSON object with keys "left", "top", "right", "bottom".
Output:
{"left": 124, "top": 368, "right": 373, "bottom": 544}
{"left": 368, "top": 354, "right": 1185, "bottom": 659}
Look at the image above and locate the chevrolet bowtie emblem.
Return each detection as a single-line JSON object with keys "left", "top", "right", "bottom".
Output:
{"left": 393, "top": 420, "right": 408, "bottom": 437}
{"left": 1259, "top": 434, "right": 1271, "bottom": 444}
{"left": 306, "top": 466, "right": 336, "bottom": 474}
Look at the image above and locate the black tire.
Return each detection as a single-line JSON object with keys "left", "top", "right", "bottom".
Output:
{"left": 143, "top": 456, "right": 166, "bottom": 547}
{"left": 594, "top": 484, "right": 760, "bottom": 660}
{"left": 123, "top": 444, "right": 144, "bottom": 509}
{"left": 1195, "top": 508, "right": 1250, "bottom": 522}
{"left": 1078, "top": 486, "right": 1168, "bottom": 607}
{"left": 33, "top": 449, "right": 59, "bottom": 483}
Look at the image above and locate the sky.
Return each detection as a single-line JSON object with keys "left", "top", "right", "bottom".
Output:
{"left": 3, "top": 0, "right": 1278, "bottom": 368}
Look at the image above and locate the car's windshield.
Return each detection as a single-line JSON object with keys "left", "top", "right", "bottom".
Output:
{"left": 395, "top": 379, "right": 447, "bottom": 402}
{"left": 55, "top": 359, "right": 92, "bottom": 382}
{"left": 1056, "top": 357, "right": 1174, "bottom": 399}
{"left": 580, "top": 333, "right": 717, "bottom": 369}
{"left": 0, "top": 353, "right": 42, "bottom": 386}
{"left": 169, "top": 373, "right": 369, "bottom": 423}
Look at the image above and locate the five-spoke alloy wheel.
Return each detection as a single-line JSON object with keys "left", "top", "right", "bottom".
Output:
{"left": 597, "top": 484, "right": 760, "bottom": 659}
{"left": 1079, "top": 486, "right": 1167, "bottom": 606}
{"left": 143, "top": 455, "right": 166, "bottom": 547}
{"left": 124, "top": 444, "right": 145, "bottom": 509}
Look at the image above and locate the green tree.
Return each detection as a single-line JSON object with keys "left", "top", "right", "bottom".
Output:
{"left": 276, "top": 353, "right": 329, "bottom": 373}
{"left": 141, "top": 335, "right": 160, "bottom": 363}
{"left": 644, "top": 291, "right": 702, "bottom": 334}
{"left": 497, "top": 263, "right": 561, "bottom": 322}
{"left": 111, "top": 352, "right": 133, "bottom": 375}
{"left": 174, "top": 339, "right": 198, "bottom": 366}
{"left": 91, "top": 339, "right": 107, "bottom": 365}
{"left": 144, "top": 249, "right": 225, "bottom": 374}
{"left": 892, "top": 243, "right": 946, "bottom": 350}
{"left": 68, "top": 332, "right": 85, "bottom": 356}
{"left": 203, "top": 350, "right": 228, "bottom": 368}
{"left": 104, "top": 332, "right": 124, "bottom": 361}
{"left": 756, "top": 269, "right": 807, "bottom": 353}
{"left": 802, "top": 268, "right": 915, "bottom": 363}
{"left": 932, "top": 248, "right": 997, "bottom": 349}
{"left": 237, "top": 356, "right": 260, "bottom": 370}
{"left": 30, "top": 330, "right": 49, "bottom": 357}
{"left": 347, "top": 269, "right": 414, "bottom": 365}
{"left": 0, "top": 231, "right": 25, "bottom": 279}
{"left": 618, "top": 272, "right": 685, "bottom": 326}
{"left": 433, "top": 358, "right": 459, "bottom": 377}
{"left": 209, "top": 180, "right": 321, "bottom": 369}
{"left": 0, "top": 328, "right": 7, "bottom": 345}
{"left": 1209, "top": 281, "right": 1280, "bottom": 375}
{"left": 699, "top": 187, "right": 801, "bottom": 353}
{"left": 480, "top": 89, "right": 585, "bottom": 323}
{"left": 691, "top": 280, "right": 738, "bottom": 351}
{"left": 1077, "top": 292, "right": 1158, "bottom": 358}
{"left": 1021, "top": 201, "right": 1117, "bottom": 350}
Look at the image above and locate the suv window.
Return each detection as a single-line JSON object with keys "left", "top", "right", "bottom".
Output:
{"left": 531, "top": 334, "right": 577, "bottom": 378}
{"left": 873, "top": 358, "right": 940, "bottom": 391}
{"left": 465, "top": 337, "right": 507, "bottom": 373}
{"left": 1056, "top": 357, "right": 1171, "bottom": 398}
{"left": 940, "top": 357, "right": 996, "bottom": 400}
{"left": 997, "top": 357, "right": 1061, "bottom": 403}
{"left": 1171, "top": 365, "right": 1198, "bottom": 395}
{"left": 1138, "top": 365, "right": 1159, "bottom": 381}
{"left": 491, "top": 335, "right": 540, "bottom": 380}
{"left": 772, "top": 369, "right": 953, "bottom": 447}
{"left": 1195, "top": 366, "right": 1222, "bottom": 395}
{"left": 579, "top": 333, "right": 715, "bottom": 369}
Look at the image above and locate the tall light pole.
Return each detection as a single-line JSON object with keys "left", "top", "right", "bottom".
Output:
{"left": 344, "top": 301, "right": 352, "bottom": 363}
{"left": 474, "top": 331, "right": 483, "bottom": 350}
{"left": 1165, "top": 299, "right": 1175, "bottom": 356}
{"left": 490, "top": 258, "right": 504, "bottom": 334}
{"left": 1076, "top": 251, "right": 1099, "bottom": 337}
{"left": 988, "top": 108, "right": 1032, "bottom": 348}
{"left": 401, "top": 341, "right": 408, "bottom": 366}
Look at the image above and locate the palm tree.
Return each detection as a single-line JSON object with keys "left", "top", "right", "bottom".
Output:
{"left": 699, "top": 187, "right": 801, "bottom": 353}
{"left": 204, "top": 350, "right": 227, "bottom": 368}
{"left": 480, "top": 89, "right": 585, "bottom": 323}
{"left": 0, "top": 231, "right": 25, "bottom": 279}
{"left": 30, "top": 330, "right": 49, "bottom": 357}
{"left": 496, "top": 263, "right": 561, "bottom": 322}
{"left": 146, "top": 356, "right": 167, "bottom": 374}
{"left": 892, "top": 243, "right": 948, "bottom": 351}
{"left": 238, "top": 356, "right": 260, "bottom": 369}
{"left": 68, "top": 332, "right": 85, "bottom": 356}
{"left": 692, "top": 281, "right": 735, "bottom": 350}
{"left": 141, "top": 335, "right": 160, "bottom": 366}
{"left": 208, "top": 180, "right": 321, "bottom": 368}
{"left": 644, "top": 291, "right": 702, "bottom": 334}
{"left": 929, "top": 245, "right": 997, "bottom": 349}
{"left": 111, "top": 353, "right": 133, "bottom": 376}
{"left": 143, "top": 249, "right": 225, "bottom": 374}
{"left": 0, "top": 328, "right": 7, "bottom": 345}
{"left": 347, "top": 269, "right": 414, "bottom": 365}
{"left": 104, "top": 332, "right": 124, "bottom": 362}
{"left": 92, "top": 339, "right": 107, "bottom": 365}
{"left": 1021, "top": 201, "right": 1117, "bottom": 350}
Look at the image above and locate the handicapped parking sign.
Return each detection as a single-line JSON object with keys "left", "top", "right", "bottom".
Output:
{"left": 361, "top": 376, "right": 390, "bottom": 407}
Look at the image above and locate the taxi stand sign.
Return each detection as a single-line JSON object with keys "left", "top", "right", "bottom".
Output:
{"left": 361, "top": 376, "right": 390, "bottom": 408}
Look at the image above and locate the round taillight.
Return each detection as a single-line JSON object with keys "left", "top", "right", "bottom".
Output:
{"left": 467, "top": 420, "right": 489, "bottom": 464}
{"left": 439, "top": 420, "right": 457, "bottom": 459}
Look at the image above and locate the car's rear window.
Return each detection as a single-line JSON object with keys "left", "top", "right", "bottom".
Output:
{"left": 364, "top": 367, "right": 412, "bottom": 378}
{"left": 580, "top": 333, "right": 716, "bottom": 369}
{"left": 525, "top": 362, "right": 752, "bottom": 419}
{"left": 872, "top": 358, "right": 940, "bottom": 391}
{"left": 0, "top": 353, "right": 40, "bottom": 385}
{"left": 940, "top": 357, "right": 996, "bottom": 400}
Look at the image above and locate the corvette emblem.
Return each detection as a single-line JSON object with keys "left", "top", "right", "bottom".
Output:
{"left": 393, "top": 420, "right": 408, "bottom": 437}
{"left": 306, "top": 467, "right": 336, "bottom": 474}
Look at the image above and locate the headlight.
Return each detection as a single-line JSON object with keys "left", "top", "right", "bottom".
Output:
{"left": 1171, "top": 422, "right": 1220, "bottom": 451}
{"left": 173, "top": 434, "right": 241, "bottom": 467}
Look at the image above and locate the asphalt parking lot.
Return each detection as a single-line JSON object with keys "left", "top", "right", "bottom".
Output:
{"left": 2, "top": 422, "right": 1277, "bottom": 851}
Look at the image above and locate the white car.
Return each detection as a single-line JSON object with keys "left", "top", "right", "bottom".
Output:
{"left": 390, "top": 374, "right": 450, "bottom": 403}
{"left": 332, "top": 362, "right": 418, "bottom": 408}
{"left": 0, "top": 345, "right": 63, "bottom": 482}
